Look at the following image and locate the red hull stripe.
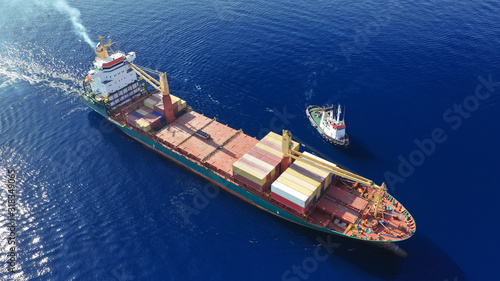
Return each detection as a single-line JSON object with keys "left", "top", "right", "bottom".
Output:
{"left": 102, "top": 56, "right": 125, "bottom": 68}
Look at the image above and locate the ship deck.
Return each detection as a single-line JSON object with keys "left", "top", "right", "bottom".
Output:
{"left": 154, "top": 111, "right": 260, "bottom": 177}
{"left": 108, "top": 97, "right": 414, "bottom": 242}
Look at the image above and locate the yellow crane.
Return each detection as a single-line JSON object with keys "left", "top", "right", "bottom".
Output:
{"left": 281, "top": 130, "right": 387, "bottom": 217}
{"left": 126, "top": 62, "right": 176, "bottom": 123}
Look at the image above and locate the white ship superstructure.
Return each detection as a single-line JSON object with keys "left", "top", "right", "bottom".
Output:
{"left": 320, "top": 104, "right": 346, "bottom": 140}
{"left": 85, "top": 37, "right": 141, "bottom": 109}
{"left": 306, "top": 104, "right": 350, "bottom": 147}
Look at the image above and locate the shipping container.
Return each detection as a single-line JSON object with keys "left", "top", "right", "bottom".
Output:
{"left": 248, "top": 145, "right": 282, "bottom": 164}
{"left": 154, "top": 103, "right": 164, "bottom": 114}
{"left": 150, "top": 110, "right": 164, "bottom": 119}
{"left": 276, "top": 176, "right": 314, "bottom": 198}
{"left": 232, "top": 160, "right": 267, "bottom": 186}
{"left": 131, "top": 111, "right": 143, "bottom": 119}
{"left": 236, "top": 155, "right": 272, "bottom": 176}
{"left": 126, "top": 114, "right": 140, "bottom": 125}
{"left": 135, "top": 119, "right": 151, "bottom": 132}
{"left": 234, "top": 173, "right": 265, "bottom": 192}
{"left": 144, "top": 97, "right": 158, "bottom": 110}
{"left": 289, "top": 163, "right": 326, "bottom": 184}
{"left": 326, "top": 187, "right": 369, "bottom": 211}
{"left": 255, "top": 142, "right": 282, "bottom": 158}
{"left": 271, "top": 192, "right": 308, "bottom": 214}
{"left": 265, "top": 131, "right": 300, "bottom": 151}
{"left": 178, "top": 100, "right": 187, "bottom": 111}
{"left": 285, "top": 168, "right": 322, "bottom": 190}
{"left": 136, "top": 106, "right": 153, "bottom": 116}
{"left": 271, "top": 180, "right": 309, "bottom": 208}
{"left": 143, "top": 113, "right": 163, "bottom": 129}
{"left": 281, "top": 171, "right": 320, "bottom": 198}
{"left": 242, "top": 154, "right": 275, "bottom": 173}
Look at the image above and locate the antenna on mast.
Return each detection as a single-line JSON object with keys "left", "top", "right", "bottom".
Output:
{"left": 336, "top": 104, "right": 341, "bottom": 122}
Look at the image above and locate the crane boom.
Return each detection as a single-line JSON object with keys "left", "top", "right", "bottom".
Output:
{"left": 281, "top": 130, "right": 382, "bottom": 190}
{"left": 280, "top": 129, "right": 388, "bottom": 216}
{"left": 127, "top": 62, "right": 161, "bottom": 91}
{"left": 126, "top": 62, "right": 175, "bottom": 123}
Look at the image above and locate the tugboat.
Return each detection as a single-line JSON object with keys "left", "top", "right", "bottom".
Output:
{"left": 306, "top": 104, "right": 350, "bottom": 147}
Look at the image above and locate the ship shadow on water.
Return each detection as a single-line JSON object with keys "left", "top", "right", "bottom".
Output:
{"left": 283, "top": 221, "right": 468, "bottom": 281}
{"left": 335, "top": 138, "right": 378, "bottom": 163}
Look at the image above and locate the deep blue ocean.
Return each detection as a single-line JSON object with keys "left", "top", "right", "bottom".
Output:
{"left": 1, "top": 0, "right": 499, "bottom": 280}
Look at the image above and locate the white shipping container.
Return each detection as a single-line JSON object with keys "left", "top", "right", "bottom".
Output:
{"left": 271, "top": 180, "right": 309, "bottom": 207}
{"left": 281, "top": 171, "right": 320, "bottom": 198}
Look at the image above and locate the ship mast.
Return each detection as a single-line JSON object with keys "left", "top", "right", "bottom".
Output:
{"left": 95, "top": 36, "right": 116, "bottom": 59}
{"left": 336, "top": 104, "right": 341, "bottom": 123}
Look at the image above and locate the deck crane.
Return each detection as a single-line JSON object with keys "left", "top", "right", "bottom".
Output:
{"left": 126, "top": 62, "right": 176, "bottom": 123}
{"left": 281, "top": 130, "right": 387, "bottom": 218}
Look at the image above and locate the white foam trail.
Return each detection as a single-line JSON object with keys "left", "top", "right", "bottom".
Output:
{"left": 52, "top": 0, "right": 95, "bottom": 49}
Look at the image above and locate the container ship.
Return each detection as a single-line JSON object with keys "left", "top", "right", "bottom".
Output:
{"left": 80, "top": 37, "right": 416, "bottom": 256}
{"left": 306, "top": 104, "right": 350, "bottom": 147}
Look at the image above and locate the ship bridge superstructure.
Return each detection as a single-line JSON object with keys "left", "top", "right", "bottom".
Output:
{"left": 86, "top": 36, "right": 138, "bottom": 101}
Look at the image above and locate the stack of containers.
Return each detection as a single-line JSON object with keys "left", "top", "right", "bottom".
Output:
{"left": 301, "top": 151, "right": 335, "bottom": 194}
{"left": 232, "top": 132, "right": 299, "bottom": 192}
{"left": 271, "top": 169, "right": 320, "bottom": 214}
{"left": 270, "top": 154, "right": 331, "bottom": 214}
{"left": 143, "top": 92, "right": 187, "bottom": 116}
{"left": 292, "top": 159, "right": 331, "bottom": 195}
{"left": 262, "top": 131, "right": 300, "bottom": 153}
{"left": 126, "top": 106, "right": 165, "bottom": 132}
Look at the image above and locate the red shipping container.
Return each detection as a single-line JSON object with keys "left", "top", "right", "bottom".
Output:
{"left": 246, "top": 148, "right": 281, "bottom": 167}
{"left": 249, "top": 145, "right": 282, "bottom": 164}
{"left": 259, "top": 138, "right": 281, "bottom": 151}
{"left": 233, "top": 173, "right": 265, "bottom": 192}
{"left": 237, "top": 156, "right": 273, "bottom": 176}
{"left": 154, "top": 103, "right": 164, "bottom": 113}
{"left": 138, "top": 106, "right": 153, "bottom": 114}
{"left": 154, "top": 101, "right": 179, "bottom": 116}
{"left": 143, "top": 113, "right": 162, "bottom": 129}
{"left": 126, "top": 114, "right": 140, "bottom": 125}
